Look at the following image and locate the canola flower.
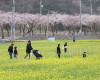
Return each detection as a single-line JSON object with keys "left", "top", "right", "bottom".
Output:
{"left": 0, "top": 40, "right": 100, "bottom": 80}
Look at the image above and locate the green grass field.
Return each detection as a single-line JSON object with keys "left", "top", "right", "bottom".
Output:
{"left": 0, "top": 40, "right": 100, "bottom": 80}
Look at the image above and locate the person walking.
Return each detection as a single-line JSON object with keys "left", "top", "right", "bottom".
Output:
{"left": 64, "top": 42, "right": 67, "bottom": 53}
{"left": 8, "top": 43, "right": 14, "bottom": 59}
{"left": 57, "top": 44, "right": 61, "bottom": 58}
{"left": 14, "top": 47, "right": 18, "bottom": 59}
{"left": 24, "top": 41, "right": 33, "bottom": 59}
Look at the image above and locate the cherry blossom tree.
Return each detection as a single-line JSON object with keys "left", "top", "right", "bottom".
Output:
{"left": 0, "top": 10, "right": 100, "bottom": 39}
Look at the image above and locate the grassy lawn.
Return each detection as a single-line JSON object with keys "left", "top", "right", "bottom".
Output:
{"left": 0, "top": 40, "right": 100, "bottom": 80}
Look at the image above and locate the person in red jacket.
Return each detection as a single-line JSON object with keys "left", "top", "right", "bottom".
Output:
{"left": 14, "top": 47, "right": 18, "bottom": 59}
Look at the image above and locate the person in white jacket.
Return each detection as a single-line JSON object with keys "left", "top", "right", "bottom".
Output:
{"left": 64, "top": 42, "right": 67, "bottom": 53}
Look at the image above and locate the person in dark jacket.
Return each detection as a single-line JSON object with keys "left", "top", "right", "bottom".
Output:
{"left": 24, "top": 41, "right": 33, "bottom": 59}
{"left": 8, "top": 43, "right": 14, "bottom": 59}
{"left": 64, "top": 42, "right": 67, "bottom": 53}
{"left": 83, "top": 52, "right": 86, "bottom": 58}
{"left": 57, "top": 44, "right": 61, "bottom": 58}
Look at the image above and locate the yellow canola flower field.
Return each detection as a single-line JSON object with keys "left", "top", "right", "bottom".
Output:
{"left": 0, "top": 56, "right": 100, "bottom": 80}
{"left": 0, "top": 40, "right": 100, "bottom": 80}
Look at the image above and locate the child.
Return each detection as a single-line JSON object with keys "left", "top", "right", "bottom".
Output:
{"left": 14, "top": 47, "right": 18, "bottom": 59}
{"left": 57, "top": 44, "right": 61, "bottom": 58}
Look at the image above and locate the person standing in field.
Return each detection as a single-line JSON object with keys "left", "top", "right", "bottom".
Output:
{"left": 24, "top": 40, "right": 33, "bottom": 59}
{"left": 14, "top": 47, "right": 18, "bottom": 59}
{"left": 73, "top": 37, "right": 75, "bottom": 42}
{"left": 83, "top": 52, "right": 86, "bottom": 58}
{"left": 8, "top": 43, "right": 14, "bottom": 59}
{"left": 57, "top": 44, "right": 61, "bottom": 58}
{"left": 64, "top": 42, "right": 67, "bottom": 53}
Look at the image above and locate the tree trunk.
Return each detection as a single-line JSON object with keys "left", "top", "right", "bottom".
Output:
{"left": 40, "top": 26, "right": 42, "bottom": 38}
{"left": 52, "top": 31, "right": 55, "bottom": 36}
{"left": 22, "top": 27, "right": 24, "bottom": 36}
{"left": 68, "top": 30, "right": 71, "bottom": 36}
{"left": 7, "top": 28, "right": 10, "bottom": 37}
{"left": 56, "top": 30, "right": 58, "bottom": 35}
{"left": 1, "top": 27, "right": 4, "bottom": 39}
{"left": 20, "top": 26, "right": 22, "bottom": 35}
{"left": 45, "top": 30, "right": 46, "bottom": 36}
{"left": 84, "top": 29, "right": 87, "bottom": 35}
{"left": 51, "top": 28, "right": 55, "bottom": 36}
{"left": 22, "top": 26, "right": 25, "bottom": 37}
{"left": 31, "top": 28, "right": 33, "bottom": 36}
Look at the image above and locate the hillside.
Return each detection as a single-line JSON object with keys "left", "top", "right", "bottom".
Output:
{"left": 0, "top": 0, "right": 100, "bottom": 14}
